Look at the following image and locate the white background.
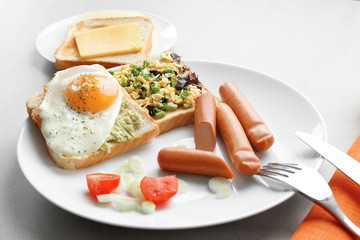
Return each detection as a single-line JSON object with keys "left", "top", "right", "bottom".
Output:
{"left": 1, "top": 0, "right": 360, "bottom": 239}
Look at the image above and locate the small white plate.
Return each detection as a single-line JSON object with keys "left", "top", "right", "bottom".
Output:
{"left": 17, "top": 60, "right": 326, "bottom": 229}
{"left": 35, "top": 10, "right": 178, "bottom": 62}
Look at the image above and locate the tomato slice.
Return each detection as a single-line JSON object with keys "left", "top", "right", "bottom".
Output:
{"left": 86, "top": 173, "right": 120, "bottom": 198}
{"left": 140, "top": 175, "right": 178, "bottom": 204}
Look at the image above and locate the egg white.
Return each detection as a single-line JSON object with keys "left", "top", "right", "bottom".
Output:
{"left": 39, "top": 65, "right": 122, "bottom": 159}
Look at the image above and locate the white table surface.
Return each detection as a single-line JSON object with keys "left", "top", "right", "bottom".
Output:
{"left": 2, "top": 0, "right": 360, "bottom": 239}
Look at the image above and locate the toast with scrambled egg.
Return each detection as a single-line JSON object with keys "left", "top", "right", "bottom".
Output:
{"left": 111, "top": 51, "right": 210, "bottom": 134}
{"left": 27, "top": 87, "right": 159, "bottom": 170}
{"left": 54, "top": 11, "right": 153, "bottom": 70}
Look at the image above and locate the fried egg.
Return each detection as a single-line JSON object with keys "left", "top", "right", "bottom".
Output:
{"left": 39, "top": 65, "right": 122, "bottom": 158}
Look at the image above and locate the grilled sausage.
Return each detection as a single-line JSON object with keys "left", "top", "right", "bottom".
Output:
{"left": 219, "top": 82, "right": 274, "bottom": 151}
{"left": 216, "top": 102, "right": 261, "bottom": 175}
{"left": 158, "top": 147, "right": 234, "bottom": 179}
{"left": 194, "top": 92, "right": 216, "bottom": 151}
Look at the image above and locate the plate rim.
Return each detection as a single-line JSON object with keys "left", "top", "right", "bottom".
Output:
{"left": 17, "top": 59, "right": 327, "bottom": 229}
{"left": 35, "top": 9, "right": 178, "bottom": 63}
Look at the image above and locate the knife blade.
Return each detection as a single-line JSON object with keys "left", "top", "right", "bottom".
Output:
{"left": 295, "top": 131, "right": 360, "bottom": 186}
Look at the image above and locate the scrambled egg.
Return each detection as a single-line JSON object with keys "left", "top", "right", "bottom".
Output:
{"left": 111, "top": 52, "right": 202, "bottom": 118}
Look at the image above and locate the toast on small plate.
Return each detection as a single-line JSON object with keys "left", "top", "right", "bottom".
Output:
{"left": 54, "top": 11, "right": 154, "bottom": 70}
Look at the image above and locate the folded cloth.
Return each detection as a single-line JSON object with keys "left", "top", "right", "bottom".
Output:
{"left": 291, "top": 135, "right": 360, "bottom": 240}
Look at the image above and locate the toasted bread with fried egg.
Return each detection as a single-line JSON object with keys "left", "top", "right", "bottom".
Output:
{"left": 26, "top": 87, "right": 159, "bottom": 170}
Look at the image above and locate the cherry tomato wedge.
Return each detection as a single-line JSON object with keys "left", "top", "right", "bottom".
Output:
{"left": 86, "top": 173, "right": 120, "bottom": 198}
{"left": 140, "top": 175, "right": 178, "bottom": 204}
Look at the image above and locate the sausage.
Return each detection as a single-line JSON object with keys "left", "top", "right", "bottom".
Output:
{"left": 158, "top": 147, "right": 234, "bottom": 179}
{"left": 216, "top": 102, "right": 261, "bottom": 175}
{"left": 219, "top": 82, "right": 274, "bottom": 151}
{"left": 194, "top": 92, "right": 216, "bottom": 151}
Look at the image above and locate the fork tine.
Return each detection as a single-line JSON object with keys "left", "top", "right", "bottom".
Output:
{"left": 267, "top": 163, "right": 302, "bottom": 170}
{"left": 262, "top": 165, "right": 296, "bottom": 174}
{"left": 257, "top": 168, "right": 289, "bottom": 178}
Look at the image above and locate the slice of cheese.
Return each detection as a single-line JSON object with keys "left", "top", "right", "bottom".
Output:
{"left": 74, "top": 23, "right": 143, "bottom": 59}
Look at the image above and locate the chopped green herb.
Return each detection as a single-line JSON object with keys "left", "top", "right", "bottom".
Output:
{"left": 166, "top": 66, "right": 175, "bottom": 73}
{"left": 140, "top": 87, "right": 147, "bottom": 98}
{"left": 143, "top": 60, "right": 150, "bottom": 68}
{"left": 155, "top": 111, "right": 166, "bottom": 118}
{"left": 130, "top": 64, "right": 138, "bottom": 69}
{"left": 133, "top": 78, "right": 142, "bottom": 88}
{"left": 181, "top": 90, "right": 190, "bottom": 99}
{"left": 125, "top": 74, "right": 132, "bottom": 78}
{"left": 152, "top": 107, "right": 161, "bottom": 113}
{"left": 171, "top": 79, "right": 177, "bottom": 87}
{"left": 137, "top": 65, "right": 144, "bottom": 71}
{"left": 183, "top": 103, "right": 192, "bottom": 108}
{"left": 121, "top": 81, "right": 130, "bottom": 87}
{"left": 168, "top": 102, "right": 178, "bottom": 110}
{"left": 150, "top": 84, "right": 160, "bottom": 93}
{"left": 131, "top": 68, "right": 139, "bottom": 77}
{"left": 160, "top": 103, "right": 168, "bottom": 110}
{"left": 108, "top": 70, "right": 114, "bottom": 75}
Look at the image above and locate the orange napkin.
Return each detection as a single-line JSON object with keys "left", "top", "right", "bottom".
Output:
{"left": 291, "top": 135, "right": 360, "bottom": 240}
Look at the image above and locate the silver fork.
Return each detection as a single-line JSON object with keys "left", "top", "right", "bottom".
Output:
{"left": 257, "top": 163, "right": 360, "bottom": 237}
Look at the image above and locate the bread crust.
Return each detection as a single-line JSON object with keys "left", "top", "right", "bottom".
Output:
{"left": 26, "top": 88, "right": 159, "bottom": 170}
{"left": 54, "top": 12, "right": 154, "bottom": 69}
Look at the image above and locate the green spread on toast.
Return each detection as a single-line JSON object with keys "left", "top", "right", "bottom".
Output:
{"left": 101, "top": 99, "right": 143, "bottom": 153}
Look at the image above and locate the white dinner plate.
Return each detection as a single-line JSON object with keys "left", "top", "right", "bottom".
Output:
{"left": 17, "top": 60, "right": 326, "bottom": 229}
{"left": 35, "top": 10, "right": 178, "bottom": 62}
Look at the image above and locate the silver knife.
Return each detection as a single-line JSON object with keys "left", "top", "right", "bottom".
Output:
{"left": 295, "top": 131, "right": 360, "bottom": 186}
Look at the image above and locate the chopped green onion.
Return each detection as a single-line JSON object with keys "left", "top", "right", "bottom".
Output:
{"left": 121, "top": 81, "right": 130, "bottom": 87}
{"left": 143, "top": 75, "right": 150, "bottom": 80}
{"left": 137, "top": 65, "right": 144, "bottom": 71}
{"left": 155, "top": 111, "right": 166, "bottom": 118}
{"left": 130, "top": 64, "right": 138, "bottom": 69}
{"left": 166, "top": 66, "right": 175, "bottom": 73}
{"left": 131, "top": 68, "right": 139, "bottom": 77}
{"left": 181, "top": 90, "right": 190, "bottom": 99}
{"left": 168, "top": 102, "right": 178, "bottom": 110}
{"left": 153, "top": 107, "right": 161, "bottom": 113}
{"left": 133, "top": 78, "right": 142, "bottom": 88}
{"left": 140, "top": 87, "right": 147, "bottom": 98}
{"left": 108, "top": 70, "right": 114, "bottom": 75}
{"left": 125, "top": 74, "right": 132, "bottom": 78}
{"left": 184, "top": 87, "right": 190, "bottom": 91}
{"left": 160, "top": 103, "right": 168, "bottom": 110}
{"left": 143, "top": 60, "right": 150, "bottom": 68}
{"left": 183, "top": 103, "right": 191, "bottom": 108}
{"left": 171, "top": 79, "right": 177, "bottom": 87}
{"left": 150, "top": 84, "right": 160, "bottom": 93}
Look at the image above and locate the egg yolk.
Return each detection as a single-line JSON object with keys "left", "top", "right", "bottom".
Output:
{"left": 65, "top": 74, "right": 119, "bottom": 114}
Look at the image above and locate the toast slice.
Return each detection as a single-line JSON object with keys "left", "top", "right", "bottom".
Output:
{"left": 111, "top": 51, "right": 211, "bottom": 134}
{"left": 26, "top": 87, "right": 159, "bottom": 170}
{"left": 54, "top": 11, "right": 153, "bottom": 70}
